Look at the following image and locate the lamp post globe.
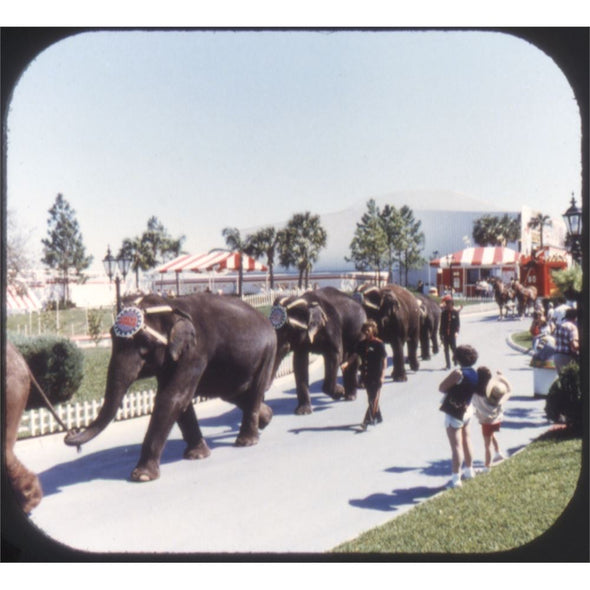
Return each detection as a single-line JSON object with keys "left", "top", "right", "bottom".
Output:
{"left": 562, "top": 194, "right": 582, "bottom": 264}
{"left": 104, "top": 246, "right": 131, "bottom": 312}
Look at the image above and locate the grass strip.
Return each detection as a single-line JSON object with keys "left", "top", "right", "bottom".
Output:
{"left": 332, "top": 432, "right": 582, "bottom": 554}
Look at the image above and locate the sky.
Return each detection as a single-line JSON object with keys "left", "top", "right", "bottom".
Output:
{"left": 5, "top": 29, "right": 583, "bottom": 274}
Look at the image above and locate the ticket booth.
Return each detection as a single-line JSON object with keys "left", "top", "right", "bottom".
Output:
{"left": 519, "top": 247, "right": 569, "bottom": 297}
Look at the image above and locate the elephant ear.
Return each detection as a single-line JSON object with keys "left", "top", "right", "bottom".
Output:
{"left": 382, "top": 290, "right": 400, "bottom": 313}
{"left": 168, "top": 317, "right": 197, "bottom": 362}
{"left": 307, "top": 303, "right": 327, "bottom": 343}
{"left": 417, "top": 298, "right": 428, "bottom": 318}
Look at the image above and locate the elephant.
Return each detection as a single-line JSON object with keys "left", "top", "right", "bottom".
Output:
{"left": 269, "top": 286, "right": 367, "bottom": 415}
{"left": 65, "top": 292, "right": 277, "bottom": 482}
{"left": 354, "top": 283, "right": 422, "bottom": 382}
{"left": 415, "top": 292, "right": 441, "bottom": 360}
{"left": 4, "top": 341, "right": 43, "bottom": 513}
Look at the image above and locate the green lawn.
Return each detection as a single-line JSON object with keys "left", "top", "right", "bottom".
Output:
{"left": 332, "top": 430, "right": 582, "bottom": 554}
{"left": 77, "top": 346, "right": 157, "bottom": 403}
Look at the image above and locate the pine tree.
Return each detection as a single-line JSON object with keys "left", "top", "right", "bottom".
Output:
{"left": 41, "top": 193, "right": 93, "bottom": 305}
{"left": 346, "top": 199, "right": 388, "bottom": 282}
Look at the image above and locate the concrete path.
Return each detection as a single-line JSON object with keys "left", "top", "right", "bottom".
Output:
{"left": 12, "top": 309, "right": 551, "bottom": 556}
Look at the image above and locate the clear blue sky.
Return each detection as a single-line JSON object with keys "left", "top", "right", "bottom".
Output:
{"left": 6, "top": 29, "right": 582, "bottom": 273}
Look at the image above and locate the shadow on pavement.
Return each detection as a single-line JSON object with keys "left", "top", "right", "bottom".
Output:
{"left": 349, "top": 484, "right": 445, "bottom": 512}
{"left": 35, "top": 406, "right": 261, "bottom": 494}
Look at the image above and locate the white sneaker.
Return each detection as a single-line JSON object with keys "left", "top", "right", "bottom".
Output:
{"left": 477, "top": 467, "right": 490, "bottom": 474}
{"left": 493, "top": 452, "right": 506, "bottom": 463}
{"left": 447, "top": 478, "right": 462, "bottom": 489}
{"left": 463, "top": 468, "right": 476, "bottom": 480}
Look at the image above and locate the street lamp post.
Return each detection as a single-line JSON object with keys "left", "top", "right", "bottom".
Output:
{"left": 103, "top": 246, "right": 132, "bottom": 312}
{"left": 428, "top": 250, "right": 439, "bottom": 290}
{"left": 562, "top": 193, "right": 583, "bottom": 264}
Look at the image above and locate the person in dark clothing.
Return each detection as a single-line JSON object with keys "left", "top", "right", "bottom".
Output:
{"left": 341, "top": 320, "right": 387, "bottom": 430}
{"left": 439, "top": 295, "right": 462, "bottom": 370}
{"left": 438, "top": 344, "right": 479, "bottom": 488}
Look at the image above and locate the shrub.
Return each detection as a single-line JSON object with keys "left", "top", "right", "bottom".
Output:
{"left": 11, "top": 335, "right": 84, "bottom": 409}
{"left": 545, "top": 361, "right": 582, "bottom": 433}
{"left": 87, "top": 308, "right": 104, "bottom": 345}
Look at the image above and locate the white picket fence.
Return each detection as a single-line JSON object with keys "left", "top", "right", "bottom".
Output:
{"left": 242, "top": 288, "right": 307, "bottom": 308}
{"left": 18, "top": 352, "right": 308, "bottom": 439}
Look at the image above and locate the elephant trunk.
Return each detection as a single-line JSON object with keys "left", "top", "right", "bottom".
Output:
{"left": 64, "top": 368, "right": 131, "bottom": 448}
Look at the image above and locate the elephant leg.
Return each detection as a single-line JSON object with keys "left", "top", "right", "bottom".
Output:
{"left": 342, "top": 361, "right": 358, "bottom": 401}
{"left": 176, "top": 402, "right": 211, "bottom": 460}
{"left": 408, "top": 338, "right": 420, "bottom": 371}
{"left": 420, "top": 326, "right": 431, "bottom": 360}
{"left": 132, "top": 391, "right": 193, "bottom": 482}
{"left": 234, "top": 393, "right": 263, "bottom": 447}
{"left": 293, "top": 350, "right": 312, "bottom": 415}
{"left": 432, "top": 331, "right": 440, "bottom": 355}
{"left": 6, "top": 456, "right": 43, "bottom": 514}
{"left": 391, "top": 340, "right": 407, "bottom": 382}
{"left": 258, "top": 402, "right": 273, "bottom": 430}
{"left": 322, "top": 351, "right": 344, "bottom": 400}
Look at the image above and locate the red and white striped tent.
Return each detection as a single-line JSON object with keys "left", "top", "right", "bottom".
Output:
{"left": 5, "top": 284, "right": 43, "bottom": 313}
{"left": 429, "top": 247, "right": 521, "bottom": 269}
{"left": 157, "top": 251, "right": 268, "bottom": 274}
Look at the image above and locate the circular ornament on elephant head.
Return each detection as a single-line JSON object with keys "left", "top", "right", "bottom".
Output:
{"left": 113, "top": 307, "right": 144, "bottom": 338}
{"left": 269, "top": 305, "right": 288, "bottom": 330}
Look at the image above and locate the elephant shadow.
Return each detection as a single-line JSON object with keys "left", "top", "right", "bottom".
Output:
{"left": 267, "top": 377, "right": 344, "bottom": 417}
{"left": 36, "top": 408, "right": 257, "bottom": 495}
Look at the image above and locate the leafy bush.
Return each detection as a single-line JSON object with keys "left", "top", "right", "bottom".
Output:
{"left": 551, "top": 266, "right": 582, "bottom": 300}
{"left": 545, "top": 361, "right": 582, "bottom": 433}
{"left": 87, "top": 308, "right": 105, "bottom": 345}
{"left": 11, "top": 335, "right": 84, "bottom": 409}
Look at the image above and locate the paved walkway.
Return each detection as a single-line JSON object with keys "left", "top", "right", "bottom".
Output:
{"left": 10, "top": 308, "right": 552, "bottom": 556}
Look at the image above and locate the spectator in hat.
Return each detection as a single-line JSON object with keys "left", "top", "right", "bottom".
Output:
{"left": 439, "top": 295, "right": 462, "bottom": 370}
{"left": 473, "top": 367, "right": 511, "bottom": 472}
{"left": 553, "top": 307, "right": 579, "bottom": 374}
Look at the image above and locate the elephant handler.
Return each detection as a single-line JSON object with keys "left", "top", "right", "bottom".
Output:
{"left": 439, "top": 295, "right": 462, "bottom": 370}
{"left": 341, "top": 320, "right": 388, "bottom": 430}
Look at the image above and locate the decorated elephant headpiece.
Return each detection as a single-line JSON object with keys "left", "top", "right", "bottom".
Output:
{"left": 112, "top": 296, "right": 195, "bottom": 360}
{"left": 269, "top": 296, "right": 327, "bottom": 343}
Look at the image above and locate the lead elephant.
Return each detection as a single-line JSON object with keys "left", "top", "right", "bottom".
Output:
{"left": 270, "top": 287, "right": 366, "bottom": 414}
{"left": 4, "top": 341, "right": 43, "bottom": 513}
{"left": 415, "top": 292, "right": 441, "bottom": 360}
{"left": 354, "top": 284, "right": 422, "bottom": 381}
{"left": 65, "top": 293, "right": 276, "bottom": 482}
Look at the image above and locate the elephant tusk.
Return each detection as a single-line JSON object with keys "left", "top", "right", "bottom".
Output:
{"left": 362, "top": 286, "right": 380, "bottom": 296}
{"left": 144, "top": 305, "right": 174, "bottom": 314}
{"left": 363, "top": 300, "right": 380, "bottom": 310}
{"left": 286, "top": 298, "right": 308, "bottom": 310}
{"left": 287, "top": 317, "right": 308, "bottom": 330}
{"left": 142, "top": 325, "right": 169, "bottom": 345}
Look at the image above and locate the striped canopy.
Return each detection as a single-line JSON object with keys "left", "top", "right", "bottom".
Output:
{"left": 157, "top": 251, "right": 268, "bottom": 274}
{"left": 430, "top": 247, "right": 521, "bottom": 269}
{"left": 6, "top": 285, "right": 42, "bottom": 313}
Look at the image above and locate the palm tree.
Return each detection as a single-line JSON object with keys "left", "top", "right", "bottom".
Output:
{"left": 246, "top": 226, "right": 283, "bottom": 289}
{"left": 472, "top": 214, "right": 520, "bottom": 247}
{"left": 279, "top": 212, "right": 327, "bottom": 289}
{"left": 527, "top": 213, "right": 552, "bottom": 250}
{"left": 222, "top": 227, "right": 250, "bottom": 297}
